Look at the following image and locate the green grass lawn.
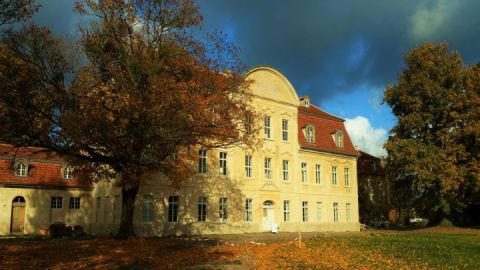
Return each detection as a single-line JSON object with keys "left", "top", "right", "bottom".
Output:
{"left": 308, "top": 232, "right": 480, "bottom": 269}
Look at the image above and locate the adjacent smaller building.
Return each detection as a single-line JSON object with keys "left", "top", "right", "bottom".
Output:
{"left": 0, "top": 144, "right": 93, "bottom": 235}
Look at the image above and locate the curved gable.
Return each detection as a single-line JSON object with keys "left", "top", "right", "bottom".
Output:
{"left": 245, "top": 66, "right": 300, "bottom": 106}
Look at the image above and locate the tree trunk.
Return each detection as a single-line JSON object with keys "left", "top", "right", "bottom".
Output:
{"left": 115, "top": 185, "right": 139, "bottom": 239}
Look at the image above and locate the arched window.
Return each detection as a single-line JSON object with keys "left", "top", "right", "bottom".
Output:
{"left": 12, "top": 196, "right": 26, "bottom": 203}
{"left": 15, "top": 162, "right": 27, "bottom": 177}
{"left": 63, "top": 165, "right": 73, "bottom": 180}
{"left": 306, "top": 126, "right": 315, "bottom": 143}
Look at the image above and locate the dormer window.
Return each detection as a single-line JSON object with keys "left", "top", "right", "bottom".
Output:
{"left": 63, "top": 165, "right": 73, "bottom": 180}
{"left": 300, "top": 96, "right": 310, "bottom": 107}
{"left": 306, "top": 125, "right": 315, "bottom": 143}
{"left": 334, "top": 130, "right": 344, "bottom": 148}
{"left": 15, "top": 162, "right": 28, "bottom": 177}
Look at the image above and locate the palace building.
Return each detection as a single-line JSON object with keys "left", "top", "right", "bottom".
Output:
{"left": 0, "top": 66, "right": 360, "bottom": 236}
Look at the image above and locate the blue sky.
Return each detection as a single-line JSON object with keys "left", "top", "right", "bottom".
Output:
{"left": 32, "top": 0, "right": 480, "bottom": 157}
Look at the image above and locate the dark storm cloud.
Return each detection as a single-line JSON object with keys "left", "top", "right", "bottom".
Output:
{"left": 198, "top": 0, "right": 480, "bottom": 101}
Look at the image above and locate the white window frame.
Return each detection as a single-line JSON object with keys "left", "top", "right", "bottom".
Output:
{"left": 198, "top": 197, "right": 207, "bottom": 222}
{"left": 282, "top": 160, "right": 289, "bottom": 181}
{"left": 335, "top": 131, "right": 344, "bottom": 148}
{"left": 344, "top": 168, "right": 350, "bottom": 186}
{"left": 219, "top": 197, "right": 228, "bottom": 222}
{"left": 283, "top": 200, "right": 290, "bottom": 222}
{"left": 315, "top": 164, "right": 321, "bottom": 184}
{"left": 245, "top": 155, "right": 252, "bottom": 178}
{"left": 264, "top": 157, "right": 272, "bottom": 179}
{"left": 15, "top": 162, "right": 27, "bottom": 177}
{"left": 198, "top": 149, "right": 207, "bottom": 173}
{"left": 302, "top": 201, "right": 308, "bottom": 222}
{"left": 346, "top": 203, "right": 351, "bottom": 222}
{"left": 69, "top": 197, "right": 81, "bottom": 209}
{"left": 51, "top": 197, "right": 63, "bottom": 209}
{"left": 143, "top": 195, "right": 154, "bottom": 223}
{"left": 282, "top": 119, "right": 288, "bottom": 141}
{"left": 301, "top": 162, "right": 308, "bottom": 183}
{"left": 264, "top": 115, "right": 271, "bottom": 139}
{"left": 245, "top": 198, "right": 253, "bottom": 222}
{"left": 332, "top": 166, "right": 337, "bottom": 185}
{"left": 333, "top": 202, "right": 339, "bottom": 222}
{"left": 63, "top": 165, "right": 73, "bottom": 180}
{"left": 316, "top": 202, "right": 322, "bottom": 222}
{"left": 219, "top": 152, "right": 227, "bottom": 175}
{"left": 168, "top": 196, "right": 179, "bottom": 222}
{"left": 306, "top": 126, "right": 314, "bottom": 143}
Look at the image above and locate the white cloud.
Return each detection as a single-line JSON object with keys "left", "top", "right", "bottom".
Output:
{"left": 345, "top": 116, "right": 387, "bottom": 157}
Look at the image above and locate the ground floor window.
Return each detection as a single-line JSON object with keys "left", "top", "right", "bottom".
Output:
{"left": 198, "top": 197, "right": 207, "bottom": 222}
{"left": 245, "top": 198, "right": 253, "bottom": 222}
{"left": 143, "top": 195, "right": 154, "bottom": 223}
{"left": 51, "top": 197, "right": 62, "bottom": 209}
{"left": 346, "top": 203, "right": 351, "bottom": 222}
{"left": 283, "top": 200, "right": 290, "bottom": 222}
{"left": 69, "top": 197, "right": 80, "bottom": 209}
{"left": 302, "top": 201, "right": 308, "bottom": 222}
{"left": 219, "top": 197, "right": 228, "bottom": 222}
{"left": 333, "top": 202, "right": 339, "bottom": 222}
{"left": 316, "top": 202, "right": 322, "bottom": 222}
{"left": 168, "top": 196, "right": 179, "bottom": 222}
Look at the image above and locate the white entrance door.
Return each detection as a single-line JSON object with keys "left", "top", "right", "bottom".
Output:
{"left": 262, "top": 201, "right": 275, "bottom": 231}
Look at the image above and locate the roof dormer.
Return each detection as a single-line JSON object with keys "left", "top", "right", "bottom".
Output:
{"left": 300, "top": 96, "right": 310, "bottom": 107}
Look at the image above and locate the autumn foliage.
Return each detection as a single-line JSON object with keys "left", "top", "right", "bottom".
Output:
{"left": 0, "top": 0, "right": 255, "bottom": 238}
{"left": 384, "top": 43, "right": 480, "bottom": 224}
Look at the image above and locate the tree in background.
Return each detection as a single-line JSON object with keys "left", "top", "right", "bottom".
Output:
{"left": 0, "top": 0, "right": 256, "bottom": 238}
{"left": 0, "top": 0, "right": 39, "bottom": 26}
{"left": 384, "top": 43, "right": 480, "bottom": 224}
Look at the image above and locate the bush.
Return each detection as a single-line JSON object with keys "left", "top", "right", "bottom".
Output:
{"left": 73, "top": 225, "right": 84, "bottom": 236}
{"left": 49, "top": 222, "right": 67, "bottom": 238}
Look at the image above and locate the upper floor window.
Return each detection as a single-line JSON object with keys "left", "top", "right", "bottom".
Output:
{"left": 63, "top": 165, "right": 73, "bottom": 180}
{"left": 264, "top": 115, "right": 271, "bottom": 139}
{"left": 282, "top": 119, "right": 288, "bottom": 141}
{"left": 219, "top": 152, "right": 227, "bottom": 175}
{"left": 334, "top": 130, "right": 344, "bottom": 148}
{"left": 301, "top": 162, "right": 308, "bottom": 183}
{"left": 332, "top": 166, "right": 337, "bottom": 185}
{"left": 282, "top": 160, "right": 289, "bottom": 181}
{"left": 344, "top": 168, "right": 350, "bottom": 186}
{"left": 315, "top": 164, "right": 321, "bottom": 184}
{"left": 198, "top": 149, "right": 207, "bottom": 173}
{"left": 245, "top": 155, "right": 252, "bottom": 178}
{"left": 15, "top": 162, "right": 27, "bottom": 177}
{"left": 306, "top": 126, "right": 315, "bottom": 143}
{"left": 245, "top": 114, "right": 253, "bottom": 134}
{"left": 264, "top": 157, "right": 272, "bottom": 179}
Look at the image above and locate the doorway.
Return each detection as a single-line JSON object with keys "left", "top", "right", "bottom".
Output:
{"left": 11, "top": 196, "right": 26, "bottom": 233}
{"left": 262, "top": 201, "right": 275, "bottom": 231}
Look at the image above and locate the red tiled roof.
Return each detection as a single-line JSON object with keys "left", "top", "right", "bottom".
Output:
{"left": 0, "top": 144, "right": 92, "bottom": 188}
{"left": 298, "top": 105, "right": 359, "bottom": 157}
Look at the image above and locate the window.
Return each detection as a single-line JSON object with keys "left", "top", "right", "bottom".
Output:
{"left": 264, "top": 158, "right": 272, "bottom": 179}
{"left": 346, "top": 203, "right": 351, "bottom": 222}
{"left": 198, "top": 149, "right": 207, "bottom": 173}
{"left": 245, "top": 198, "right": 253, "bottom": 222}
{"left": 282, "top": 160, "right": 289, "bottom": 181}
{"left": 332, "top": 166, "right": 337, "bottom": 185}
{"left": 315, "top": 164, "right": 321, "bottom": 184}
{"left": 15, "top": 162, "right": 27, "bottom": 177}
{"left": 283, "top": 200, "right": 290, "bottom": 222}
{"left": 245, "top": 155, "right": 252, "bottom": 178}
{"left": 69, "top": 197, "right": 80, "bottom": 209}
{"left": 198, "top": 197, "right": 207, "bottom": 222}
{"left": 143, "top": 195, "right": 154, "bottom": 223}
{"left": 219, "top": 152, "right": 227, "bottom": 175}
{"left": 245, "top": 114, "right": 253, "bottom": 134}
{"left": 51, "top": 197, "right": 62, "bottom": 209}
{"left": 306, "top": 126, "right": 314, "bottom": 143}
{"left": 301, "top": 162, "right": 307, "bottom": 183}
{"left": 168, "top": 196, "right": 179, "bottom": 222}
{"left": 63, "top": 165, "right": 73, "bottom": 179}
{"left": 219, "top": 197, "right": 228, "bottom": 222}
{"left": 333, "top": 202, "right": 339, "bottom": 222}
{"left": 302, "top": 201, "right": 308, "bottom": 222}
{"left": 344, "top": 168, "right": 350, "bottom": 186}
{"left": 335, "top": 131, "right": 344, "bottom": 148}
{"left": 264, "top": 115, "right": 271, "bottom": 139}
{"left": 316, "top": 202, "right": 322, "bottom": 222}
{"left": 282, "top": 119, "right": 288, "bottom": 141}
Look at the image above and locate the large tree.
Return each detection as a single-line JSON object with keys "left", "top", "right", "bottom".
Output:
{"left": 0, "top": 0, "right": 39, "bottom": 26}
{"left": 384, "top": 43, "right": 480, "bottom": 224}
{"left": 0, "top": 0, "right": 255, "bottom": 238}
